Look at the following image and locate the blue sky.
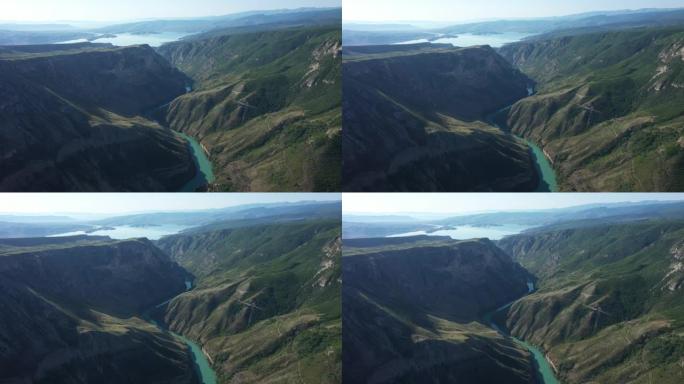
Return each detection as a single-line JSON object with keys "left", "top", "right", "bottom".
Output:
{"left": 344, "top": 193, "right": 684, "bottom": 215}
{"left": 0, "top": 193, "right": 340, "bottom": 215}
{"left": 344, "top": 0, "right": 684, "bottom": 22}
{"left": 0, "top": 0, "right": 340, "bottom": 22}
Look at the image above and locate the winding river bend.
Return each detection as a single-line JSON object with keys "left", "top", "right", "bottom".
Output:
{"left": 144, "top": 280, "right": 217, "bottom": 384}
{"left": 145, "top": 89, "right": 216, "bottom": 192}
{"left": 483, "top": 282, "right": 561, "bottom": 384}
{"left": 486, "top": 94, "right": 559, "bottom": 192}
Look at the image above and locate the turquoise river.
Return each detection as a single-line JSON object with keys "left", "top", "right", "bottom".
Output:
{"left": 484, "top": 282, "right": 561, "bottom": 384}
{"left": 486, "top": 100, "right": 559, "bottom": 192}
{"left": 145, "top": 280, "right": 218, "bottom": 384}
{"left": 178, "top": 132, "right": 216, "bottom": 192}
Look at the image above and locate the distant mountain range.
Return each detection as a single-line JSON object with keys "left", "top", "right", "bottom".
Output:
{"left": 0, "top": 200, "right": 341, "bottom": 238}
{"left": 343, "top": 200, "right": 684, "bottom": 238}
{"left": 343, "top": 8, "right": 684, "bottom": 46}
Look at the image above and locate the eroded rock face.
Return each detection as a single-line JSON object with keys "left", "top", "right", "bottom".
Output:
{"left": 652, "top": 39, "right": 684, "bottom": 91}
{"left": 303, "top": 39, "right": 341, "bottom": 88}
{"left": 663, "top": 240, "right": 684, "bottom": 292}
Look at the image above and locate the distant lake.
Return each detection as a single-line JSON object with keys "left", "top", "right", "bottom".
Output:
{"left": 57, "top": 32, "right": 191, "bottom": 47}
{"left": 49, "top": 225, "right": 190, "bottom": 240}
{"left": 387, "top": 224, "right": 533, "bottom": 240}
{"left": 397, "top": 32, "right": 534, "bottom": 48}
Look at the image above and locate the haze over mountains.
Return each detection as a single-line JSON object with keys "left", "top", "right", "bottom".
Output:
{"left": 0, "top": 7, "right": 341, "bottom": 192}
{"left": 342, "top": 7, "right": 684, "bottom": 192}
{"left": 343, "top": 8, "right": 684, "bottom": 46}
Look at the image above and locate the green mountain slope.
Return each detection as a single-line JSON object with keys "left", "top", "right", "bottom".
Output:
{"left": 343, "top": 236, "right": 537, "bottom": 383}
{"left": 342, "top": 44, "right": 539, "bottom": 191}
{"left": 498, "top": 220, "right": 684, "bottom": 383}
{"left": 157, "top": 25, "right": 341, "bottom": 191}
{"left": 0, "top": 236, "right": 197, "bottom": 384}
{"left": 499, "top": 27, "right": 684, "bottom": 191}
{"left": 155, "top": 220, "right": 342, "bottom": 383}
{"left": 0, "top": 43, "right": 196, "bottom": 191}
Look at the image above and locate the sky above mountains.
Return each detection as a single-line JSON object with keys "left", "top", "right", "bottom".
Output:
{"left": 344, "top": 193, "right": 684, "bottom": 215}
{"left": 0, "top": 0, "right": 340, "bottom": 22}
{"left": 0, "top": 193, "right": 340, "bottom": 215}
{"left": 344, "top": 0, "right": 684, "bottom": 22}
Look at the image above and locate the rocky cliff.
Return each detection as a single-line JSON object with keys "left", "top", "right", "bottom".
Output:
{"left": 0, "top": 44, "right": 196, "bottom": 191}
{"left": 343, "top": 237, "right": 536, "bottom": 383}
{"left": 342, "top": 44, "right": 539, "bottom": 191}
{"left": 0, "top": 236, "right": 197, "bottom": 384}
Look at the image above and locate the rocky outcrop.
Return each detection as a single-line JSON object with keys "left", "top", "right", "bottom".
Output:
{"left": 662, "top": 240, "right": 684, "bottom": 292}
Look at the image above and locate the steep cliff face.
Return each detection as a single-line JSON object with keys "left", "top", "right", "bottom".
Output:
{"left": 0, "top": 236, "right": 197, "bottom": 384}
{"left": 342, "top": 45, "right": 539, "bottom": 191}
{"left": 497, "top": 221, "right": 684, "bottom": 384}
{"left": 155, "top": 221, "right": 342, "bottom": 384}
{"left": 345, "top": 45, "right": 530, "bottom": 121}
{"left": 158, "top": 26, "right": 342, "bottom": 191}
{"left": 0, "top": 236, "right": 189, "bottom": 314}
{"left": 0, "top": 44, "right": 196, "bottom": 192}
{"left": 343, "top": 237, "right": 536, "bottom": 383}
{"left": 499, "top": 28, "right": 684, "bottom": 191}
{"left": 2, "top": 44, "right": 188, "bottom": 115}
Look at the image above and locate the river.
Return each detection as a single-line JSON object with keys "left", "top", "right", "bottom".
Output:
{"left": 486, "top": 100, "right": 559, "bottom": 192}
{"left": 483, "top": 282, "right": 561, "bottom": 384}
{"left": 177, "top": 132, "right": 216, "bottom": 192}
{"left": 144, "top": 280, "right": 218, "bottom": 384}
{"left": 143, "top": 91, "right": 216, "bottom": 192}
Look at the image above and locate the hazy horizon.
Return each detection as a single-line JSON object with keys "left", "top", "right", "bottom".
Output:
{"left": 344, "top": 0, "right": 683, "bottom": 23}
{"left": 0, "top": 193, "right": 340, "bottom": 216}
{"left": 344, "top": 193, "right": 684, "bottom": 215}
{"left": 0, "top": 0, "right": 340, "bottom": 23}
